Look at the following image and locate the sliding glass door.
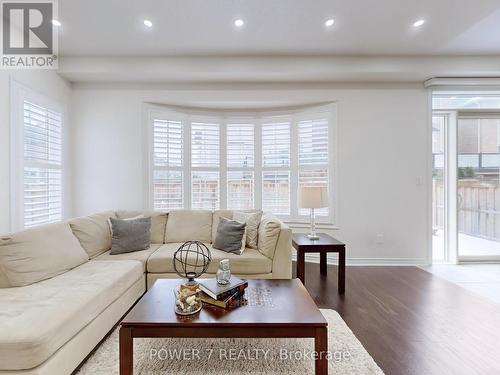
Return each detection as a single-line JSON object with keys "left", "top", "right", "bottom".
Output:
{"left": 457, "top": 115, "right": 500, "bottom": 259}
{"left": 431, "top": 96, "right": 500, "bottom": 262}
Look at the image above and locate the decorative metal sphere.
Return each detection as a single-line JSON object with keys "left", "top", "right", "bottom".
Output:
{"left": 173, "top": 241, "right": 212, "bottom": 282}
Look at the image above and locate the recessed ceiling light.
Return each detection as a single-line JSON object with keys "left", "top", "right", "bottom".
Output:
{"left": 51, "top": 19, "right": 61, "bottom": 27}
{"left": 413, "top": 19, "right": 425, "bottom": 27}
{"left": 325, "top": 19, "right": 335, "bottom": 27}
{"left": 143, "top": 19, "right": 153, "bottom": 28}
{"left": 234, "top": 19, "right": 244, "bottom": 27}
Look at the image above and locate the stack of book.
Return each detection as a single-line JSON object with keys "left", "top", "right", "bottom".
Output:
{"left": 199, "top": 277, "right": 248, "bottom": 309}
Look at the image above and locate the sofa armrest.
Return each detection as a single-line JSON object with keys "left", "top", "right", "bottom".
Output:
{"left": 257, "top": 213, "right": 292, "bottom": 279}
{"left": 272, "top": 222, "right": 292, "bottom": 279}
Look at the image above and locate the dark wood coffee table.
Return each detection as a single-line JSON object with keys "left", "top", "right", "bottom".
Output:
{"left": 120, "top": 279, "right": 328, "bottom": 374}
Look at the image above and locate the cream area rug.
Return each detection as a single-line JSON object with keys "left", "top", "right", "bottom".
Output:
{"left": 78, "top": 309, "right": 384, "bottom": 375}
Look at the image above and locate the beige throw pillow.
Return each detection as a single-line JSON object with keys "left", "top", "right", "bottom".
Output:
{"left": 0, "top": 223, "right": 89, "bottom": 287}
{"left": 69, "top": 211, "right": 116, "bottom": 258}
{"left": 233, "top": 210, "right": 262, "bottom": 249}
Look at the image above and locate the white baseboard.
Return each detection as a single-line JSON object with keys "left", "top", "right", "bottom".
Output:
{"left": 292, "top": 253, "right": 429, "bottom": 266}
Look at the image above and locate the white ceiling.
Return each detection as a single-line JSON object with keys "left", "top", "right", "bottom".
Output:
{"left": 58, "top": 0, "right": 500, "bottom": 56}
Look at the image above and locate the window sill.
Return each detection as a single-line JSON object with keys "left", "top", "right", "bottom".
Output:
{"left": 285, "top": 221, "right": 339, "bottom": 230}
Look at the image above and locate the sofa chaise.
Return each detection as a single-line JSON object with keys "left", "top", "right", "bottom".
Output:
{"left": 0, "top": 209, "right": 292, "bottom": 375}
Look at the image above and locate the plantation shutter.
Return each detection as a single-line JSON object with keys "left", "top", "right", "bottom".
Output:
{"left": 226, "top": 123, "right": 255, "bottom": 209}
{"left": 191, "top": 122, "right": 219, "bottom": 167}
{"left": 227, "top": 123, "right": 254, "bottom": 167}
{"left": 153, "top": 119, "right": 183, "bottom": 168}
{"left": 153, "top": 119, "right": 184, "bottom": 210}
{"left": 298, "top": 118, "right": 329, "bottom": 216}
{"left": 23, "top": 101, "right": 63, "bottom": 228}
{"left": 261, "top": 121, "right": 291, "bottom": 215}
{"left": 262, "top": 121, "right": 290, "bottom": 167}
{"left": 191, "top": 121, "right": 220, "bottom": 209}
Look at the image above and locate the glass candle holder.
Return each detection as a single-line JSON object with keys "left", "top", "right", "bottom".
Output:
{"left": 174, "top": 283, "right": 202, "bottom": 315}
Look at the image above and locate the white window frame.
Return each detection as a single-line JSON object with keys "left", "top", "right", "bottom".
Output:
{"left": 10, "top": 81, "right": 67, "bottom": 231}
{"left": 144, "top": 103, "right": 338, "bottom": 225}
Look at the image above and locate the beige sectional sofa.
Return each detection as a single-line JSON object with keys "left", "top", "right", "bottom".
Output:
{"left": 0, "top": 209, "right": 292, "bottom": 375}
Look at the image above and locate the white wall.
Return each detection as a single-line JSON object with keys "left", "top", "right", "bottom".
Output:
{"left": 0, "top": 71, "right": 72, "bottom": 234}
{"left": 71, "top": 84, "right": 429, "bottom": 264}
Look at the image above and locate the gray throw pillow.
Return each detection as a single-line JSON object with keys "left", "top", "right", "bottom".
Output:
{"left": 213, "top": 217, "right": 246, "bottom": 255}
{"left": 110, "top": 217, "right": 151, "bottom": 254}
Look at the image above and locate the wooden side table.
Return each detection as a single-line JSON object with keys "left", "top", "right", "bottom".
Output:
{"left": 292, "top": 233, "right": 346, "bottom": 294}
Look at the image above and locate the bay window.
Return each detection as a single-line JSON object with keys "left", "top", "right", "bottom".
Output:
{"left": 146, "top": 104, "right": 336, "bottom": 223}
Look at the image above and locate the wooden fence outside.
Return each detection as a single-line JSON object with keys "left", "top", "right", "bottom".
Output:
{"left": 432, "top": 179, "right": 500, "bottom": 242}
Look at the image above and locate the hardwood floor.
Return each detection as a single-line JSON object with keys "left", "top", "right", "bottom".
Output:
{"left": 296, "top": 262, "right": 500, "bottom": 375}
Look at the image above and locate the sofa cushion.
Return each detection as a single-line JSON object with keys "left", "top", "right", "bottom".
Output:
{"left": 147, "top": 243, "right": 272, "bottom": 274}
{"left": 0, "top": 223, "right": 89, "bottom": 287}
{"left": 165, "top": 210, "right": 212, "bottom": 243}
{"left": 69, "top": 211, "right": 117, "bottom": 258}
{"left": 93, "top": 244, "right": 161, "bottom": 272}
{"left": 0, "top": 260, "right": 143, "bottom": 370}
{"left": 258, "top": 214, "right": 282, "bottom": 259}
{"left": 115, "top": 210, "right": 167, "bottom": 244}
{"left": 110, "top": 217, "right": 152, "bottom": 254}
